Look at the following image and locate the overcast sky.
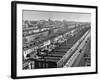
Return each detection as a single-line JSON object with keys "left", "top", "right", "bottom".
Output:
{"left": 23, "top": 10, "right": 91, "bottom": 22}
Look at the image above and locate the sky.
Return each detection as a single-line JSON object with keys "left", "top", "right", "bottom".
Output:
{"left": 23, "top": 10, "right": 91, "bottom": 22}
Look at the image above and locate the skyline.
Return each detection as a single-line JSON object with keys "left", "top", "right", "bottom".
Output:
{"left": 23, "top": 10, "right": 91, "bottom": 22}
